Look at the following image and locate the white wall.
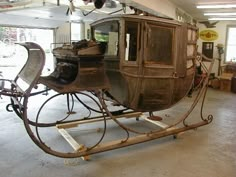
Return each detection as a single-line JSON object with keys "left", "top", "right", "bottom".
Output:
{"left": 131, "top": 0, "right": 177, "bottom": 19}
{"left": 55, "top": 0, "right": 182, "bottom": 43}
{"left": 197, "top": 21, "right": 236, "bottom": 76}
{"left": 84, "top": 22, "right": 91, "bottom": 40}
{"left": 81, "top": 0, "right": 180, "bottom": 41}
{"left": 54, "top": 23, "right": 71, "bottom": 46}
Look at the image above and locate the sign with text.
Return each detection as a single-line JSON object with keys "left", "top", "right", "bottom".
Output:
{"left": 199, "top": 30, "right": 218, "bottom": 41}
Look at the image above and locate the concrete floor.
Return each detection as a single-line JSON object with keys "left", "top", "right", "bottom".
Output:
{"left": 0, "top": 88, "right": 236, "bottom": 177}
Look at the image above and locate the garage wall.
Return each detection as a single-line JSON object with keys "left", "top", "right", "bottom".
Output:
{"left": 55, "top": 23, "right": 71, "bottom": 46}
{"left": 132, "top": 0, "right": 176, "bottom": 19}
{"left": 197, "top": 21, "right": 236, "bottom": 76}
{"left": 81, "top": 0, "right": 180, "bottom": 41}
{"left": 84, "top": 22, "right": 91, "bottom": 40}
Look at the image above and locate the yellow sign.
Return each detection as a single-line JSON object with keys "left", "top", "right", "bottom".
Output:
{"left": 199, "top": 30, "right": 218, "bottom": 41}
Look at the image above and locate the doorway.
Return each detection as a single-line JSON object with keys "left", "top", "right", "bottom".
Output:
{"left": 0, "top": 27, "right": 54, "bottom": 79}
{"left": 202, "top": 42, "right": 214, "bottom": 58}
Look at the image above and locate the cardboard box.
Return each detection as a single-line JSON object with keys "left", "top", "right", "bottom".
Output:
{"left": 220, "top": 79, "right": 231, "bottom": 91}
{"left": 211, "top": 78, "right": 220, "bottom": 89}
{"left": 219, "top": 73, "right": 233, "bottom": 92}
{"left": 219, "top": 73, "right": 234, "bottom": 79}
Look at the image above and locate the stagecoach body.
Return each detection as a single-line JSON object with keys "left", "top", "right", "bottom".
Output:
{"left": 90, "top": 15, "right": 198, "bottom": 111}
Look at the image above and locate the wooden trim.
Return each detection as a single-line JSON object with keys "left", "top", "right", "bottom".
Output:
{"left": 188, "top": 41, "right": 197, "bottom": 45}
{"left": 187, "top": 56, "right": 195, "bottom": 60}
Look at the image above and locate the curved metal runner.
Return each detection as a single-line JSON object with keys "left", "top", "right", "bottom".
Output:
{"left": 0, "top": 42, "right": 215, "bottom": 159}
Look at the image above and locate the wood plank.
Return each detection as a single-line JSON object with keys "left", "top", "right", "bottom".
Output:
{"left": 140, "top": 114, "right": 178, "bottom": 131}
{"left": 57, "top": 128, "right": 89, "bottom": 160}
{"left": 114, "top": 112, "right": 142, "bottom": 119}
{"left": 56, "top": 112, "right": 143, "bottom": 129}
{"left": 187, "top": 56, "right": 195, "bottom": 60}
{"left": 141, "top": 115, "right": 169, "bottom": 129}
{"left": 145, "top": 118, "right": 169, "bottom": 129}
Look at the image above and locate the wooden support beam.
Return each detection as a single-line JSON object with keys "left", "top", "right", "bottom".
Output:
{"left": 115, "top": 112, "right": 142, "bottom": 119}
{"left": 57, "top": 128, "right": 89, "bottom": 161}
{"left": 143, "top": 116, "right": 169, "bottom": 129}
{"left": 141, "top": 114, "right": 180, "bottom": 136}
{"left": 56, "top": 111, "right": 142, "bottom": 129}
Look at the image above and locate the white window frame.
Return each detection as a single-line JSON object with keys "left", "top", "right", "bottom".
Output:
{"left": 71, "top": 22, "right": 81, "bottom": 42}
{"left": 225, "top": 25, "right": 236, "bottom": 63}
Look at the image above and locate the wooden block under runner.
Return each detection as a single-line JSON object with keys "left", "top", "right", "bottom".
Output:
{"left": 143, "top": 116, "right": 169, "bottom": 129}
{"left": 57, "top": 128, "right": 89, "bottom": 161}
{"left": 141, "top": 115, "right": 177, "bottom": 131}
{"left": 56, "top": 112, "right": 143, "bottom": 129}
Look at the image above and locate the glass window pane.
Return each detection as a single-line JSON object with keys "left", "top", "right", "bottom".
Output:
{"left": 228, "top": 28, "right": 236, "bottom": 45}
{"left": 71, "top": 23, "right": 81, "bottom": 41}
{"left": 0, "top": 27, "right": 54, "bottom": 78}
{"left": 125, "top": 21, "right": 138, "bottom": 61}
{"left": 226, "top": 27, "right": 236, "bottom": 62}
{"left": 93, "top": 21, "right": 119, "bottom": 56}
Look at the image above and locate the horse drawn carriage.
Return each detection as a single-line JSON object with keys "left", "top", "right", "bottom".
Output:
{"left": 0, "top": 15, "right": 214, "bottom": 159}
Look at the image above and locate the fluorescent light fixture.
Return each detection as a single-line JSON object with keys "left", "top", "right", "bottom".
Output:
{"left": 197, "top": 4, "right": 236, "bottom": 9}
{"left": 209, "top": 17, "right": 236, "bottom": 20}
{"left": 204, "top": 12, "right": 236, "bottom": 16}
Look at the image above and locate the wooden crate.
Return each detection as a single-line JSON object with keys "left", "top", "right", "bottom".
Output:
{"left": 211, "top": 78, "right": 220, "bottom": 89}
{"left": 220, "top": 78, "right": 231, "bottom": 92}
{"left": 231, "top": 77, "right": 236, "bottom": 93}
{"left": 220, "top": 79, "right": 231, "bottom": 91}
{"left": 219, "top": 73, "right": 233, "bottom": 92}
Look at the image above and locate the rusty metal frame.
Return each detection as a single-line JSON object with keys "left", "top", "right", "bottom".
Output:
{"left": 0, "top": 17, "right": 216, "bottom": 160}
{"left": 20, "top": 55, "right": 214, "bottom": 158}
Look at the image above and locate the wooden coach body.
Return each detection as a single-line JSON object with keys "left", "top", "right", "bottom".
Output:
{"left": 90, "top": 15, "right": 198, "bottom": 111}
